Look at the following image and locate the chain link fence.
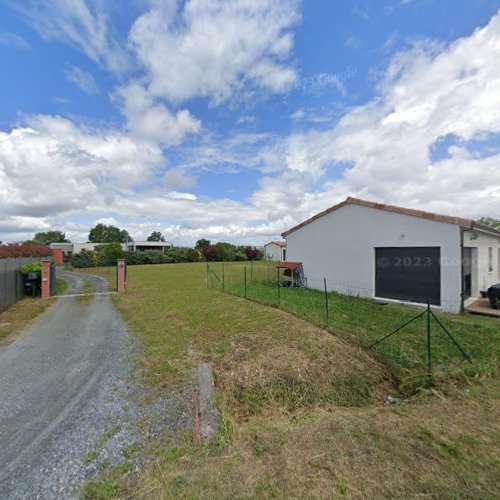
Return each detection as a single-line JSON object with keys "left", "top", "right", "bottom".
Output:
{"left": 206, "top": 261, "right": 472, "bottom": 377}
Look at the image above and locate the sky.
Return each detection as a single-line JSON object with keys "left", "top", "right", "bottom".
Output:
{"left": 1, "top": 0, "right": 500, "bottom": 246}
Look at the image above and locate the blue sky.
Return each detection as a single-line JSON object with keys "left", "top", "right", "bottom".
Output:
{"left": 1, "top": 0, "right": 500, "bottom": 245}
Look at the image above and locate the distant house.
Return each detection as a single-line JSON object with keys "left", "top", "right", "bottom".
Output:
{"left": 124, "top": 241, "right": 173, "bottom": 253}
{"left": 264, "top": 241, "right": 287, "bottom": 261}
{"left": 50, "top": 240, "right": 173, "bottom": 255}
{"left": 282, "top": 197, "right": 500, "bottom": 314}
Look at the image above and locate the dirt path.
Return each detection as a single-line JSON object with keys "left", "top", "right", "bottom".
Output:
{"left": 0, "top": 272, "right": 133, "bottom": 498}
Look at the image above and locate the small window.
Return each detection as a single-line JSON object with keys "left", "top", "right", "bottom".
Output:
{"left": 488, "top": 247, "right": 494, "bottom": 272}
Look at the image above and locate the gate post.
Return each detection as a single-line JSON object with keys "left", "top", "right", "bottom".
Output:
{"left": 117, "top": 259, "right": 126, "bottom": 293}
{"left": 41, "top": 258, "right": 51, "bottom": 299}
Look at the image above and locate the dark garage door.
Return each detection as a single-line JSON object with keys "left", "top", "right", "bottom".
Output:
{"left": 375, "top": 247, "right": 441, "bottom": 306}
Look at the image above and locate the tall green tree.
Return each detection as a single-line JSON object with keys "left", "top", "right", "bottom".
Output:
{"left": 95, "top": 242, "right": 124, "bottom": 265}
{"left": 88, "top": 223, "right": 131, "bottom": 243}
{"left": 147, "top": 231, "right": 166, "bottom": 242}
{"left": 33, "top": 230, "right": 69, "bottom": 245}
{"left": 195, "top": 238, "right": 211, "bottom": 250}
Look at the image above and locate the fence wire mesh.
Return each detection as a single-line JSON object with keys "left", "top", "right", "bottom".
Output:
{"left": 206, "top": 261, "right": 472, "bottom": 377}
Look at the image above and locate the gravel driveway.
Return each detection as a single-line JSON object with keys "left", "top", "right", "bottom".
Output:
{"left": 0, "top": 272, "right": 193, "bottom": 499}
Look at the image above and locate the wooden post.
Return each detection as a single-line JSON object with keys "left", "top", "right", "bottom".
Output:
{"left": 41, "top": 259, "right": 51, "bottom": 299}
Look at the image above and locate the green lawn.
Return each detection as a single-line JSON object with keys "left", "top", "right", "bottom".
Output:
{"left": 82, "top": 262, "right": 499, "bottom": 499}
{"left": 216, "top": 265, "right": 499, "bottom": 386}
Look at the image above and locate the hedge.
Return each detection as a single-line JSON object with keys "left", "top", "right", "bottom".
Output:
{"left": 0, "top": 244, "right": 53, "bottom": 259}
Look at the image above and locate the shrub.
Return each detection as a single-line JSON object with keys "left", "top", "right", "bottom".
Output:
{"left": 95, "top": 242, "right": 124, "bottom": 266}
{"left": 70, "top": 250, "right": 95, "bottom": 268}
{"left": 19, "top": 262, "right": 42, "bottom": 274}
{"left": 234, "top": 251, "right": 248, "bottom": 261}
{"left": 0, "top": 244, "right": 53, "bottom": 259}
{"left": 202, "top": 246, "right": 219, "bottom": 261}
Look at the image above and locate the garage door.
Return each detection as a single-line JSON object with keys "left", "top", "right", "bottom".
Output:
{"left": 375, "top": 247, "right": 441, "bottom": 306}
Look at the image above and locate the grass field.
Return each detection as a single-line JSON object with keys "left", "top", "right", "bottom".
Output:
{"left": 212, "top": 261, "right": 499, "bottom": 388}
{"left": 83, "top": 262, "right": 499, "bottom": 498}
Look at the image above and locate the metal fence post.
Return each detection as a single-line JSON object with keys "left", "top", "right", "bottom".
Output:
{"left": 244, "top": 266, "right": 247, "bottom": 298}
{"left": 277, "top": 267, "right": 280, "bottom": 307}
{"left": 222, "top": 262, "right": 225, "bottom": 291}
{"left": 324, "top": 277, "right": 329, "bottom": 325}
{"left": 427, "top": 300, "right": 432, "bottom": 379}
{"left": 251, "top": 260, "right": 254, "bottom": 281}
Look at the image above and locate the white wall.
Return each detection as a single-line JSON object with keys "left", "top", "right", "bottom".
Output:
{"left": 265, "top": 243, "right": 285, "bottom": 261}
{"left": 286, "top": 204, "right": 463, "bottom": 313}
{"left": 72, "top": 242, "right": 129, "bottom": 253}
{"left": 464, "top": 229, "right": 500, "bottom": 295}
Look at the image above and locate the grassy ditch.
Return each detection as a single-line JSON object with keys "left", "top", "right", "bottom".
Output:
{"left": 213, "top": 263, "right": 498, "bottom": 387}
{"left": 85, "top": 262, "right": 499, "bottom": 498}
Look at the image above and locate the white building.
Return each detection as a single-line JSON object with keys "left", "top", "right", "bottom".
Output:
{"left": 264, "top": 241, "right": 287, "bottom": 261}
{"left": 50, "top": 240, "right": 173, "bottom": 255}
{"left": 282, "top": 197, "right": 500, "bottom": 314}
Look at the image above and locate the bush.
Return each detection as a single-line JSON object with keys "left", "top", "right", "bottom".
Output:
{"left": 95, "top": 242, "right": 124, "bottom": 266}
{"left": 122, "top": 248, "right": 202, "bottom": 266}
{"left": 234, "top": 251, "right": 248, "bottom": 261}
{"left": 70, "top": 250, "right": 95, "bottom": 268}
{"left": 19, "top": 262, "right": 42, "bottom": 274}
{"left": 0, "top": 244, "right": 53, "bottom": 259}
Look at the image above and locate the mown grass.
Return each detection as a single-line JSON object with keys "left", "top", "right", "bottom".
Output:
{"left": 106, "top": 263, "right": 394, "bottom": 414}
{"left": 85, "top": 262, "right": 500, "bottom": 498}
{"left": 0, "top": 278, "right": 67, "bottom": 344}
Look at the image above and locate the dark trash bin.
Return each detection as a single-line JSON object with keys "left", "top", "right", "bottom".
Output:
{"left": 23, "top": 272, "right": 41, "bottom": 297}
{"left": 487, "top": 283, "right": 500, "bottom": 309}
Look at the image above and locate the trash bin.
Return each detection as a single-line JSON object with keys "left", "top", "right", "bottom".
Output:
{"left": 23, "top": 271, "right": 41, "bottom": 297}
{"left": 487, "top": 283, "right": 500, "bottom": 309}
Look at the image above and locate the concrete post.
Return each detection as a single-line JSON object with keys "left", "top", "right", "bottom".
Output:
{"left": 41, "top": 259, "right": 51, "bottom": 299}
{"left": 117, "top": 259, "right": 126, "bottom": 293}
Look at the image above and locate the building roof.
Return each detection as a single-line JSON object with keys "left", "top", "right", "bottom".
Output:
{"left": 281, "top": 197, "right": 500, "bottom": 237}
{"left": 127, "top": 241, "right": 172, "bottom": 246}
{"left": 265, "top": 241, "right": 287, "bottom": 247}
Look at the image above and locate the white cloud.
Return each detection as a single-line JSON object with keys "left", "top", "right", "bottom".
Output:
{"left": 3, "top": 5, "right": 500, "bottom": 247}
{"left": 0, "top": 115, "right": 164, "bottom": 227}
{"left": 163, "top": 167, "right": 197, "bottom": 190}
{"left": 114, "top": 81, "right": 201, "bottom": 147}
{"left": 65, "top": 65, "right": 99, "bottom": 95}
{"left": 13, "top": 0, "right": 130, "bottom": 73}
{"left": 250, "top": 11, "right": 500, "bottom": 226}
{"left": 129, "top": 0, "right": 300, "bottom": 104}
{"left": 0, "top": 31, "right": 31, "bottom": 50}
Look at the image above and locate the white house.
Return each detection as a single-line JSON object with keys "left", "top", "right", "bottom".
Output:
{"left": 264, "top": 241, "right": 287, "bottom": 261}
{"left": 282, "top": 197, "right": 500, "bottom": 314}
{"left": 50, "top": 240, "right": 173, "bottom": 255}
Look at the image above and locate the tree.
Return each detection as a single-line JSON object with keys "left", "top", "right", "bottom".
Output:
{"left": 147, "top": 231, "right": 166, "bottom": 242}
{"left": 195, "top": 238, "right": 211, "bottom": 250}
{"left": 33, "top": 230, "right": 69, "bottom": 245}
{"left": 478, "top": 217, "right": 500, "bottom": 229}
{"left": 201, "top": 246, "right": 219, "bottom": 261}
{"left": 95, "top": 242, "right": 124, "bottom": 266}
{"left": 244, "top": 246, "right": 257, "bottom": 261}
{"left": 88, "top": 223, "right": 131, "bottom": 243}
